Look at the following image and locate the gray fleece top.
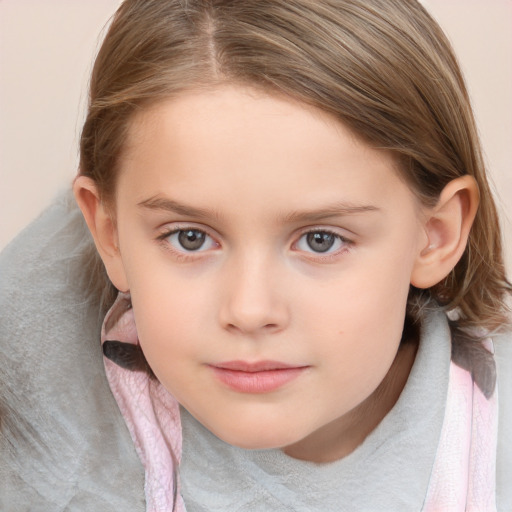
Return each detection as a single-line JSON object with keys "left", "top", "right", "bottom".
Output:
{"left": 1, "top": 192, "right": 511, "bottom": 511}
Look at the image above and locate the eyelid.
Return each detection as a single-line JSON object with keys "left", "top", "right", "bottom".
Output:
{"left": 156, "top": 221, "right": 219, "bottom": 239}
{"left": 295, "top": 225, "right": 353, "bottom": 242}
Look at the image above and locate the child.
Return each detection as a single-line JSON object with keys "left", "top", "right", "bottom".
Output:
{"left": 1, "top": 0, "right": 510, "bottom": 511}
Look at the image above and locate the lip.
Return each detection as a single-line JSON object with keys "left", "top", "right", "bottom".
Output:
{"left": 209, "top": 360, "right": 309, "bottom": 393}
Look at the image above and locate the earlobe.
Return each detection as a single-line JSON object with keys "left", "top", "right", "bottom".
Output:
{"left": 411, "top": 175, "right": 479, "bottom": 289}
{"left": 73, "top": 176, "right": 129, "bottom": 292}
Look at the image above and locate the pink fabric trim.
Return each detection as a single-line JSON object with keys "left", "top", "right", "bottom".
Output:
{"left": 101, "top": 293, "right": 185, "bottom": 512}
{"left": 423, "top": 360, "right": 498, "bottom": 511}
{"left": 467, "top": 377, "right": 498, "bottom": 510}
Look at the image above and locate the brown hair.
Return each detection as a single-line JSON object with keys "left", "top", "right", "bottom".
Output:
{"left": 79, "top": 0, "right": 510, "bottom": 344}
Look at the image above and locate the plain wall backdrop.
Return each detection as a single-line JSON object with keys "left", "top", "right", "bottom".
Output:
{"left": 1, "top": 0, "right": 511, "bottom": 273}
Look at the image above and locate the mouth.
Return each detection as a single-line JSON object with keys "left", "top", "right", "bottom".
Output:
{"left": 209, "top": 360, "right": 309, "bottom": 393}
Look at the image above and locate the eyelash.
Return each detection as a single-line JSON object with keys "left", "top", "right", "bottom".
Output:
{"left": 155, "top": 226, "right": 353, "bottom": 261}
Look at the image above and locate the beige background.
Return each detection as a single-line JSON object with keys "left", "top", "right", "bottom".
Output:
{"left": 1, "top": 0, "right": 511, "bottom": 272}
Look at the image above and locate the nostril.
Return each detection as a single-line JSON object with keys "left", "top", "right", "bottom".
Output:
{"left": 226, "top": 323, "right": 240, "bottom": 333}
{"left": 225, "top": 322, "right": 280, "bottom": 335}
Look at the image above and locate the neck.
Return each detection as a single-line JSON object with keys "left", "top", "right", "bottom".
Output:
{"left": 283, "top": 339, "right": 418, "bottom": 463}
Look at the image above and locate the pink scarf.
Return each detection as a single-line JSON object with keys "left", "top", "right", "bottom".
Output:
{"left": 423, "top": 360, "right": 498, "bottom": 511}
{"left": 101, "top": 293, "right": 497, "bottom": 512}
{"left": 101, "top": 293, "right": 185, "bottom": 512}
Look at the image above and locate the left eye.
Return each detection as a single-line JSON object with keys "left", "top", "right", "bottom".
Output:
{"left": 296, "top": 231, "right": 345, "bottom": 254}
{"left": 166, "top": 229, "right": 216, "bottom": 252}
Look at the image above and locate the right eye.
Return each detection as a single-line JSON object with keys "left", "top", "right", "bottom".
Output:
{"left": 164, "top": 228, "right": 217, "bottom": 252}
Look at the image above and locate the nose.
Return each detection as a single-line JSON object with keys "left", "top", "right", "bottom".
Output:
{"left": 218, "top": 254, "right": 290, "bottom": 336}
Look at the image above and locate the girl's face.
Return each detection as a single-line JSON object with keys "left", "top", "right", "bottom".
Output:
{"left": 112, "top": 86, "right": 428, "bottom": 459}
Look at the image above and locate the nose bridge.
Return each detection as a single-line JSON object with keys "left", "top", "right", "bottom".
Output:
{"left": 219, "top": 246, "right": 288, "bottom": 334}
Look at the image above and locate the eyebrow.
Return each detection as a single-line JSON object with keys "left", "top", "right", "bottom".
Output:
{"left": 137, "top": 196, "right": 217, "bottom": 219}
{"left": 281, "top": 202, "right": 380, "bottom": 223}
{"left": 138, "top": 196, "right": 380, "bottom": 222}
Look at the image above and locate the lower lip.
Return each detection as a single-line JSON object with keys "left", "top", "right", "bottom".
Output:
{"left": 210, "top": 367, "right": 307, "bottom": 393}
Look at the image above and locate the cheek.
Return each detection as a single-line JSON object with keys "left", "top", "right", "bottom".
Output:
{"left": 119, "top": 234, "right": 214, "bottom": 330}
{"left": 130, "top": 276, "right": 211, "bottom": 344}
{"left": 120, "top": 249, "right": 193, "bottom": 330}
{"left": 313, "top": 249, "right": 412, "bottom": 326}
{"left": 304, "top": 247, "right": 414, "bottom": 370}
{"left": 129, "top": 284, "right": 209, "bottom": 396}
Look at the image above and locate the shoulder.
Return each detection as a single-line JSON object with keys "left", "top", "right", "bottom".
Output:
{"left": 0, "top": 191, "right": 145, "bottom": 511}
{"left": 494, "top": 327, "right": 512, "bottom": 511}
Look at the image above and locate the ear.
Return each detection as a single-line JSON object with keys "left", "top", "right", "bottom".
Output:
{"left": 411, "top": 175, "right": 479, "bottom": 289}
{"left": 73, "top": 176, "right": 129, "bottom": 292}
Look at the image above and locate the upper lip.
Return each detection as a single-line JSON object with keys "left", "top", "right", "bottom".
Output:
{"left": 212, "top": 360, "right": 306, "bottom": 372}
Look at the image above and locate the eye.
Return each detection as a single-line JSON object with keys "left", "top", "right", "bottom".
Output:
{"left": 165, "top": 228, "right": 217, "bottom": 252}
{"left": 295, "top": 230, "right": 347, "bottom": 254}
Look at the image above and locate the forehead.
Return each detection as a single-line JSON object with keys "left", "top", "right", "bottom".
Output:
{"left": 116, "top": 85, "right": 417, "bottom": 217}
{"left": 123, "top": 85, "right": 380, "bottom": 161}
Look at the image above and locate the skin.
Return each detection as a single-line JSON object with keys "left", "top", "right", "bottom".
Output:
{"left": 75, "top": 85, "right": 479, "bottom": 463}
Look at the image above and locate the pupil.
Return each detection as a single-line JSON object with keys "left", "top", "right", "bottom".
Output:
{"left": 178, "top": 230, "right": 205, "bottom": 250}
{"left": 306, "top": 232, "right": 335, "bottom": 253}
